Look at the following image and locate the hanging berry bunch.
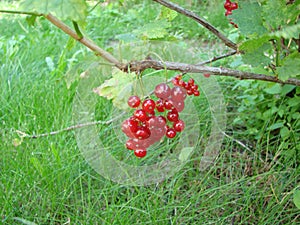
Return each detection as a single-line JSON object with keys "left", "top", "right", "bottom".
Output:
{"left": 224, "top": 0, "right": 238, "bottom": 28}
{"left": 121, "top": 75, "right": 200, "bottom": 158}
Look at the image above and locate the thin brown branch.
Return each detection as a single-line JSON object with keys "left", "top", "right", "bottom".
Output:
{"left": 153, "top": 0, "right": 238, "bottom": 50}
{"left": 45, "top": 13, "right": 123, "bottom": 69}
{"left": 125, "top": 59, "right": 300, "bottom": 86}
{"left": 196, "top": 51, "right": 237, "bottom": 65}
{"left": 16, "top": 112, "right": 126, "bottom": 139}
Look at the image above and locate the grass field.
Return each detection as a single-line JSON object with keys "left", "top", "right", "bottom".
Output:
{"left": 1, "top": 1, "right": 299, "bottom": 224}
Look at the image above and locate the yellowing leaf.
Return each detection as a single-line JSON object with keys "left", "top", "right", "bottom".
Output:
{"left": 93, "top": 69, "right": 136, "bottom": 110}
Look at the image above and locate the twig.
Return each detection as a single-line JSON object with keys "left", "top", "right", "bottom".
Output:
{"left": 45, "top": 13, "right": 123, "bottom": 69}
{"left": 125, "top": 59, "right": 300, "bottom": 86}
{"left": 0, "top": 9, "right": 41, "bottom": 16}
{"left": 153, "top": 0, "right": 238, "bottom": 50}
{"left": 196, "top": 51, "right": 237, "bottom": 65}
{"left": 16, "top": 112, "right": 126, "bottom": 139}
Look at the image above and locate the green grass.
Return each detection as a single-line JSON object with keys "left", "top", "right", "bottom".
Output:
{"left": 1, "top": 1, "right": 299, "bottom": 224}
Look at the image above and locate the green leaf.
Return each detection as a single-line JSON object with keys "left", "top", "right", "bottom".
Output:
{"left": 25, "top": 15, "right": 37, "bottom": 26}
{"left": 262, "top": 0, "right": 287, "bottom": 29}
{"left": 294, "top": 189, "right": 300, "bottom": 210}
{"left": 20, "top": 0, "right": 88, "bottom": 23}
{"left": 264, "top": 83, "right": 282, "bottom": 95}
{"left": 158, "top": 7, "right": 178, "bottom": 21}
{"left": 241, "top": 42, "right": 272, "bottom": 67}
{"left": 280, "top": 126, "right": 290, "bottom": 140}
{"left": 93, "top": 69, "right": 136, "bottom": 110}
{"left": 267, "top": 122, "right": 284, "bottom": 131}
{"left": 272, "top": 23, "right": 300, "bottom": 39}
{"left": 230, "top": 2, "right": 267, "bottom": 36}
{"left": 133, "top": 20, "right": 171, "bottom": 40}
{"left": 281, "top": 85, "right": 296, "bottom": 96}
{"left": 277, "top": 53, "right": 300, "bottom": 81}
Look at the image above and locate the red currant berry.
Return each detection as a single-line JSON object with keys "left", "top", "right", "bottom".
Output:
{"left": 173, "top": 120, "right": 185, "bottom": 132}
{"left": 191, "top": 84, "right": 198, "bottom": 91}
{"left": 156, "top": 115, "right": 167, "bottom": 128}
{"left": 135, "top": 126, "right": 151, "bottom": 140}
{"left": 194, "top": 90, "right": 200, "bottom": 96}
{"left": 225, "top": 10, "right": 232, "bottom": 16}
{"left": 142, "top": 99, "right": 156, "bottom": 113}
{"left": 187, "top": 89, "right": 193, "bottom": 95}
{"left": 172, "top": 78, "right": 179, "bottom": 86}
{"left": 164, "top": 99, "right": 174, "bottom": 110}
{"left": 126, "top": 139, "right": 136, "bottom": 150}
{"left": 172, "top": 100, "right": 185, "bottom": 112}
{"left": 178, "top": 79, "right": 185, "bottom": 87}
{"left": 134, "top": 109, "right": 148, "bottom": 122}
{"left": 188, "top": 78, "right": 195, "bottom": 85}
{"left": 167, "top": 109, "right": 179, "bottom": 122}
{"left": 134, "top": 149, "right": 147, "bottom": 158}
{"left": 224, "top": 1, "right": 232, "bottom": 10}
{"left": 155, "top": 99, "right": 165, "bottom": 112}
{"left": 171, "top": 86, "right": 187, "bottom": 102}
{"left": 121, "top": 118, "right": 138, "bottom": 138}
{"left": 204, "top": 73, "right": 211, "bottom": 78}
{"left": 154, "top": 83, "right": 171, "bottom": 99}
{"left": 127, "top": 95, "right": 141, "bottom": 108}
{"left": 231, "top": 2, "right": 238, "bottom": 10}
{"left": 166, "top": 128, "right": 177, "bottom": 138}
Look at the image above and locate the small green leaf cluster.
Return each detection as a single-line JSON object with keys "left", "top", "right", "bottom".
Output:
{"left": 230, "top": 0, "right": 300, "bottom": 81}
{"left": 232, "top": 79, "right": 300, "bottom": 152}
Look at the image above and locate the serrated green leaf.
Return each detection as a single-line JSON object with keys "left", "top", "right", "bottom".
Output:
{"left": 239, "top": 36, "right": 270, "bottom": 52}
{"left": 241, "top": 42, "right": 272, "bottom": 67}
{"left": 262, "top": 0, "right": 286, "bottom": 29}
{"left": 230, "top": 2, "right": 267, "bottom": 36}
{"left": 93, "top": 69, "right": 136, "bottom": 110}
{"left": 294, "top": 189, "right": 300, "bottom": 210}
{"left": 20, "top": 0, "right": 87, "bottom": 23}
{"left": 277, "top": 54, "right": 300, "bottom": 81}
{"left": 264, "top": 83, "right": 282, "bottom": 95}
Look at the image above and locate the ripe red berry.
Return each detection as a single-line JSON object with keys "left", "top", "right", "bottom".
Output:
{"left": 155, "top": 99, "right": 165, "bottom": 112}
{"left": 188, "top": 78, "right": 195, "bottom": 85}
{"left": 134, "top": 149, "right": 147, "bottom": 158}
{"left": 171, "top": 86, "right": 187, "bottom": 102}
{"left": 121, "top": 118, "right": 138, "bottom": 138}
{"left": 164, "top": 99, "right": 174, "bottom": 110}
{"left": 173, "top": 120, "right": 185, "bottom": 132}
{"left": 204, "top": 73, "right": 211, "bottom": 78}
{"left": 154, "top": 83, "right": 171, "bottom": 99}
{"left": 125, "top": 139, "right": 136, "bottom": 150}
{"left": 156, "top": 115, "right": 167, "bottom": 128}
{"left": 225, "top": 10, "right": 232, "bottom": 16}
{"left": 166, "top": 128, "right": 177, "bottom": 138}
{"left": 142, "top": 99, "right": 156, "bottom": 113}
{"left": 231, "top": 2, "right": 238, "bottom": 10}
{"left": 172, "top": 100, "right": 185, "bottom": 112}
{"left": 194, "top": 90, "right": 200, "bottom": 96}
{"left": 135, "top": 126, "right": 151, "bottom": 140}
{"left": 134, "top": 109, "right": 148, "bottom": 122}
{"left": 127, "top": 95, "right": 141, "bottom": 108}
{"left": 167, "top": 109, "right": 179, "bottom": 122}
{"left": 224, "top": 0, "right": 232, "bottom": 11}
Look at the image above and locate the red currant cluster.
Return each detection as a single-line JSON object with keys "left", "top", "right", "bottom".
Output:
{"left": 121, "top": 76, "right": 199, "bottom": 158}
{"left": 172, "top": 75, "right": 200, "bottom": 96}
{"left": 224, "top": 0, "right": 238, "bottom": 28}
